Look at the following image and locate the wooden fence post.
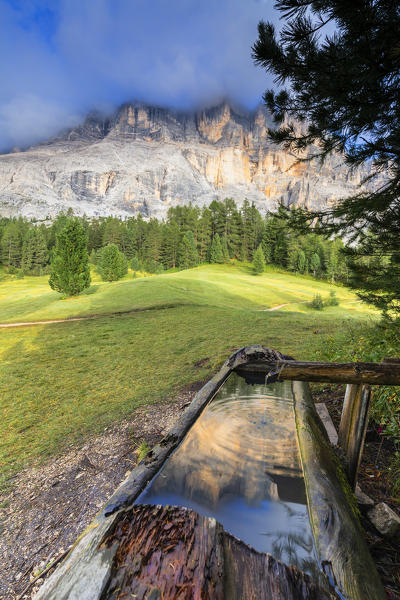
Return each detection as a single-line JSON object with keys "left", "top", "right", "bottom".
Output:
{"left": 338, "top": 384, "right": 372, "bottom": 489}
{"left": 338, "top": 384, "right": 359, "bottom": 449}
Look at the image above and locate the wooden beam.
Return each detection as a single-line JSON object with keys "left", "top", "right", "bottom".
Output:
{"left": 346, "top": 386, "right": 372, "bottom": 489}
{"left": 272, "top": 360, "right": 400, "bottom": 385}
{"left": 293, "top": 381, "right": 386, "bottom": 600}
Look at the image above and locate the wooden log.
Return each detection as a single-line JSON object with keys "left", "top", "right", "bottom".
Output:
{"left": 229, "top": 346, "right": 400, "bottom": 384}
{"left": 293, "top": 380, "right": 386, "bottom": 600}
{"left": 100, "top": 504, "right": 334, "bottom": 600}
{"left": 33, "top": 364, "right": 232, "bottom": 600}
{"left": 101, "top": 504, "right": 224, "bottom": 600}
{"left": 338, "top": 385, "right": 372, "bottom": 488}
{"left": 338, "top": 384, "right": 361, "bottom": 449}
{"left": 276, "top": 360, "right": 400, "bottom": 384}
{"left": 346, "top": 386, "right": 372, "bottom": 489}
{"left": 223, "top": 533, "right": 334, "bottom": 600}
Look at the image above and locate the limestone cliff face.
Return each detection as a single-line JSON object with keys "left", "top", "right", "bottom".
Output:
{"left": 0, "top": 101, "right": 377, "bottom": 219}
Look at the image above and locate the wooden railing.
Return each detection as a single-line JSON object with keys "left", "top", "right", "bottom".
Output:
{"left": 234, "top": 349, "right": 400, "bottom": 490}
{"left": 271, "top": 357, "right": 400, "bottom": 489}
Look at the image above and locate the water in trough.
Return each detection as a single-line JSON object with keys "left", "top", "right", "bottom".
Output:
{"left": 136, "top": 372, "right": 320, "bottom": 579}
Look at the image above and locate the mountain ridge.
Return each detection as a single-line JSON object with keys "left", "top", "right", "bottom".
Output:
{"left": 0, "top": 100, "right": 377, "bottom": 219}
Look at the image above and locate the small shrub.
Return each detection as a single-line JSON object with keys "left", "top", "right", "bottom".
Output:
{"left": 136, "top": 441, "right": 150, "bottom": 463}
{"left": 327, "top": 290, "right": 339, "bottom": 306}
{"left": 8, "top": 265, "right": 16, "bottom": 275}
{"left": 16, "top": 269, "right": 24, "bottom": 279}
{"left": 308, "top": 293, "right": 324, "bottom": 310}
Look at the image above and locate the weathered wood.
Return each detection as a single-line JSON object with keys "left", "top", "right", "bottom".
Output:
{"left": 277, "top": 360, "right": 400, "bottom": 384}
{"left": 101, "top": 504, "right": 224, "bottom": 600}
{"left": 346, "top": 386, "right": 372, "bottom": 488}
{"left": 338, "top": 384, "right": 372, "bottom": 488}
{"left": 236, "top": 358, "right": 400, "bottom": 384}
{"left": 33, "top": 364, "right": 232, "bottom": 600}
{"left": 315, "top": 403, "right": 338, "bottom": 446}
{"left": 33, "top": 346, "right": 388, "bottom": 599}
{"left": 293, "top": 380, "right": 386, "bottom": 600}
{"left": 338, "top": 383, "right": 361, "bottom": 449}
{"left": 100, "top": 504, "right": 334, "bottom": 600}
{"left": 223, "top": 533, "right": 334, "bottom": 600}
{"left": 383, "top": 357, "right": 400, "bottom": 364}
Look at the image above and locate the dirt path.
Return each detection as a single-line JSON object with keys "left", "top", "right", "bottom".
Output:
{"left": 265, "top": 303, "right": 290, "bottom": 311}
{"left": 0, "top": 298, "right": 363, "bottom": 329}
{"left": 0, "top": 316, "right": 92, "bottom": 328}
{"left": 0, "top": 303, "right": 185, "bottom": 328}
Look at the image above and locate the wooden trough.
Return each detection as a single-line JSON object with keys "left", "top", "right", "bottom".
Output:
{"left": 33, "top": 346, "right": 392, "bottom": 600}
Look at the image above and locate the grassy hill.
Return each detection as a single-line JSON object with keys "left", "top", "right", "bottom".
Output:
{"left": 0, "top": 263, "right": 377, "bottom": 488}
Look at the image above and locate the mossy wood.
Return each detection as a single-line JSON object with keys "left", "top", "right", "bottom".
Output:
{"left": 339, "top": 384, "right": 372, "bottom": 488}
{"left": 237, "top": 359, "right": 400, "bottom": 385}
{"left": 293, "top": 380, "right": 385, "bottom": 600}
{"left": 33, "top": 346, "right": 386, "bottom": 600}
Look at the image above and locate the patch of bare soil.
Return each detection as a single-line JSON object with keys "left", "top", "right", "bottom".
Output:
{"left": 314, "top": 385, "right": 400, "bottom": 600}
{"left": 0, "top": 382, "right": 204, "bottom": 600}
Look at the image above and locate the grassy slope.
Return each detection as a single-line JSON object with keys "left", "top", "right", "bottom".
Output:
{"left": 0, "top": 263, "right": 371, "bottom": 323}
{"left": 0, "top": 264, "right": 377, "bottom": 487}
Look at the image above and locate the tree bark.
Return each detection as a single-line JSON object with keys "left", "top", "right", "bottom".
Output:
{"left": 101, "top": 504, "right": 335, "bottom": 600}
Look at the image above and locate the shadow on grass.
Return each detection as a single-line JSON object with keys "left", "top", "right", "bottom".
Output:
{"left": 81, "top": 285, "right": 100, "bottom": 296}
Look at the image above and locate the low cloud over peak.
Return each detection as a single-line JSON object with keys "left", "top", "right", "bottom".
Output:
{"left": 0, "top": 0, "right": 276, "bottom": 151}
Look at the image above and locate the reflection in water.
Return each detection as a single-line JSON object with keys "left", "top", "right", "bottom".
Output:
{"left": 136, "top": 373, "right": 319, "bottom": 577}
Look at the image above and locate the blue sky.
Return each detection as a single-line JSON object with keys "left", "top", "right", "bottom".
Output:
{"left": 0, "top": 0, "right": 278, "bottom": 150}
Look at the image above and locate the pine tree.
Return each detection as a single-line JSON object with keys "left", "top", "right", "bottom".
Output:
{"left": 310, "top": 253, "right": 321, "bottom": 277}
{"left": 98, "top": 244, "right": 128, "bottom": 281}
{"left": 1, "top": 222, "right": 21, "bottom": 268}
{"left": 49, "top": 218, "right": 91, "bottom": 295}
{"left": 162, "top": 222, "right": 181, "bottom": 268}
{"left": 252, "top": 1, "right": 400, "bottom": 314}
{"left": 197, "top": 208, "right": 212, "bottom": 262}
{"left": 253, "top": 244, "right": 266, "bottom": 274}
{"left": 221, "top": 235, "right": 230, "bottom": 263}
{"left": 262, "top": 213, "right": 288, "bottom": 266}
{"left": 297, "top": 249, "right": 306, "bottom": 274}
{"left": 102, "top": 218, "right": 123, "bottom": 248}
{"left": 209, "top": 234, "right": 224, "bottom": 264}
{"left": 21, "top": 228, "right": 47, "bottom": 274}
{"left": 177, "top": 231, "right": 199, "bottom": 269}
{"left": 130, "top": 254, "right": 140, "bottom": 272}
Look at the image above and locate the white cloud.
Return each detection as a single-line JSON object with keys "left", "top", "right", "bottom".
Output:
{"left": 0, "top": 0, "right": 277, "bottom": 150}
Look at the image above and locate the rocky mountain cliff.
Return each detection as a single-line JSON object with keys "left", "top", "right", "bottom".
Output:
{"left": 0, "top": 101, "right": 374, "bottom": 219}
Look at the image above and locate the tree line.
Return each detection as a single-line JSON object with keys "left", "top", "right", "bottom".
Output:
{"left": 0, "top": 199, "right": 349, "bottom": 284}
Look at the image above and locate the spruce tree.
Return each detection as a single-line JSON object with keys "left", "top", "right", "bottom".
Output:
{"left": 162, "top": 222, "right": 180, "bottom": 268}
{"left": 98, "top": 244, "right": 128, "bottom": 281}
{"left": 253, "top": 244, "right": 266, "bottom": 274}
{"left": 310, "top": 253, "right": 321, "bottom": 277}
{"left": 1, "top": 223, "right": 21, "bottom": 268}
{"left": 209, "top": 234, "right": 224, "bottom": 264}
{"left": 221, "top": 235, "right": 230, "bottom": 263}
{"left": 252, "top": 0, "right": 400, "bottom": 314}
{"left": 21, "top": 228, "right": 47, "bottom": 274}
{"left": 49, "top": 218, "right": 91, "bottom": 295}
{"left": 177, "top": 231, "right": 199, "bottom": 269}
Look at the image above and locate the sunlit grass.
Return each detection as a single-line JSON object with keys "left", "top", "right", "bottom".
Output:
{"left": 0, "top": 263, "right": 377, "bottom": 489}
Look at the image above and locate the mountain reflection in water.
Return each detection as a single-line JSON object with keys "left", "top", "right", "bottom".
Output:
{"left": 136, "top": 373, "right": 319, "bottom": 576}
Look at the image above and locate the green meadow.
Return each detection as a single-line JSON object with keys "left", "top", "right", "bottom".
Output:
{"left": 0, "top": 263, "right": 377, "bottom": 489}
